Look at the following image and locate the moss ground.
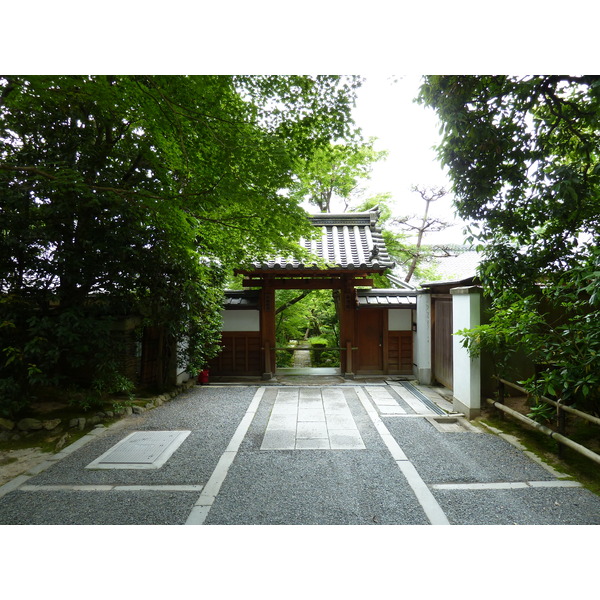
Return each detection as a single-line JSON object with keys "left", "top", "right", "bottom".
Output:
{"left": 476, "top": 403, "right": 600, "bottom": 497}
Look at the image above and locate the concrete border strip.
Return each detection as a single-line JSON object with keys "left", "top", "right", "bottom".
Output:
{"left": 432, "top": 480, "right": 582, "bottom": 491}
{"left": 18, "top": 484, "right": 204, "bottom": 492}
{"left": 185, "top": 386, "right": 265, "bottom": 525}
{"left": 0, "top": 475, "right": 31, "bottom": 499}
{"left": 355, "top": 386, "right": 450, "bottom": 525}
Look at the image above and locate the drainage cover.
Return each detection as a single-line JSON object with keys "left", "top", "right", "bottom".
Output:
{"left": 398, "top": 381, "right": 446, "bottom": 415}
{"left": 86, "top": 431, "right": 191, "bottom": 470}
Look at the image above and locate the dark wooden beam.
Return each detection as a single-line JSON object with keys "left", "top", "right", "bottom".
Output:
{"left": 242, "top": 277, "right": 374, "bottom": 290}
{"left": 259, "top": 284, "right": 276, "bottom": 379}
{"left": 236, "top": 268, "right": 383, "bottom": 277}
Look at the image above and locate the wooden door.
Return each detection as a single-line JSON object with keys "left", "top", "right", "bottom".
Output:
{"left": 433, "top": 297, "right": 453, "bottom": 389}
{"left": 356, "top": 309, "right": 383, "bottom": 372}
{"left": 387, "top": 331, "right": 413, "bottom": 374}
{"left": 140, "top": 326, "right": 165, "bottom": 387}
{"left": 209, "top": 332, "right": 262, "bottom": 376}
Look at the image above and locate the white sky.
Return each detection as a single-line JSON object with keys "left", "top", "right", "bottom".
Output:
{"left": 312, "top": 75, "right": 469, "bottom": 246}
{"left": 350, "top": 74, "right": 468, "bottom": 245}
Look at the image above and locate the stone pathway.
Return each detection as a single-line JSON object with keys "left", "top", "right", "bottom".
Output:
{"left": 292, "top": 342, "right": 312, "bottom": 368}
{"left": 261, "top": 387, "right": 365, "bottom": 450}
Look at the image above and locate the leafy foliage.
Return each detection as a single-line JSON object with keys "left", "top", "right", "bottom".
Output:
{"left": 0, "top": 75, "right": 360, "bottom": 416}
{"left": 274, "top": 290, "right": 340, "bottom": 367}
{"left": 420, "top": 76, "right": 600, "bottom": 413}
{"left": 527, "top": 400, "right": 556, "bottom": 424}
{"left": 286, "top": 136, "right": 446, "bottom": 285}
{"left": 288, "top": 139, "right": 387, "bottom": 212}
{"left": 308, "top": 336, "right": 340, "bottom": 368}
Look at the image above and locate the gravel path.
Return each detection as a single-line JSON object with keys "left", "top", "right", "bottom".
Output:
{"left": 1, "top": 382, "right": 599, "bottom": 525}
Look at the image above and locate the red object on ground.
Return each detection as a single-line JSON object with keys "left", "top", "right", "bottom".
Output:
{"left": 197, "top": 369, "right": 209, "bottom": 384}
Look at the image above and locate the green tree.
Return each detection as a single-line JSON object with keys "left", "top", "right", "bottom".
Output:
{"left": 419, "top": 75, "right": 600, "bottom": 413}
{"left": 288, "top": 139, "right": 387, "bottom": 212}
{"left": 352, "top": 193, "right": 444, "bottom": 286}
{"left": 0, "top": 75, "right": 361, "bottom": 415}
{"left": 393, "top": 185, "right": 452, "bottom": 283}
{"left": 274, "top": 289, "right": 339, "bottom": 368}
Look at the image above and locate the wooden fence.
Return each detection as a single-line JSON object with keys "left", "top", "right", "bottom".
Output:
{"left": 489, "top": 377, "right": 600, "bottom": 467}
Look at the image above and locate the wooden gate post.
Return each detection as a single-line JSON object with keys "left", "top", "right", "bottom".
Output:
{"left": 260, "top": 281, "right": 276, "bottom": 380}
{"left": 339, "top": 277, "right": 356, "bottom": 378}
{"left": 345, "top": 341, "right": 353, "bottom": 378}
{"left": 556, "top": 398, "right": 566, "bottom": 458}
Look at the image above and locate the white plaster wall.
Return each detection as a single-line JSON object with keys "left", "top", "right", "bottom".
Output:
{"left": 451, "top": 288, "right": 481, "bottom": 417}
{"left": 415, "top": 293, "right": 432, "bottom": 384}
{"left": 221, "top": 309, "right": 260, "bottom": 332}
{"left": 388, "top": 309, "right": 412, "bottom": 331}
{"left": 176, "top": 338, "right": 192, "bottom": 383}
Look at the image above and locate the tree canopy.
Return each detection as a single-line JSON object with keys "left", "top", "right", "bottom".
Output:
{"left": 418, "top": 75, "right": 600, "bottom": 292}
{"left": 287, "top": 139, "right": 387, "bottom": 212}
{"left": 419, "top": 75, "right": 600, "bottom": 414}
{"left": 0, "top": 75, "right": 362, "bottom": 415}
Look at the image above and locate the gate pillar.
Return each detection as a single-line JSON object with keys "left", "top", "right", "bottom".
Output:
{"left": 451, "top": 286, "right": 481, "bottom": 418}
{"left": 338, "top": 279, "right": 357, "bottom": 378}
{"left": 260, "top": 282, "right": 276, "bottom": 380}
{"left": 415, "top": 291, "right": 433, "bottom": 384}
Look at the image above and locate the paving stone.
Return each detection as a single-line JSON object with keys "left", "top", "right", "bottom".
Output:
{"left": 296, "top": 421, "right": 328, "bottom": 439}
{"left": 297, "top": 408, "right": 326, "bottom": 422}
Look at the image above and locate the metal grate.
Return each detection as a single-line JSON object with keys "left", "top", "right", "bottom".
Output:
{"left": 398, "top": 382, "right": 446, "bottom": 415}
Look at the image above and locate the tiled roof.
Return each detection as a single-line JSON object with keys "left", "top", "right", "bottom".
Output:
{"left": 430, "top": 250, "right": 482, "bottom": 283}
{"left": 357, "top": 289, "right": 416, "bottom": 308}
{"left": 248, "top": 211, "right": 394, "bottom": 272}
{"left": 410, "top": 249, "right": 482, "bottom": 286}
{"left": 421, "top": 277, "right": 477, "bottom": 290}
{"left": 223, "top": 289, "right": 417, "bottom": 309}
{"left": 223, "top": 290, "right": 259, "bottom": 308}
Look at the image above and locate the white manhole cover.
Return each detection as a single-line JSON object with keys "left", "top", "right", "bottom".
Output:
{"left": 86, "top": 431, "right": 191, "bottom": 469}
